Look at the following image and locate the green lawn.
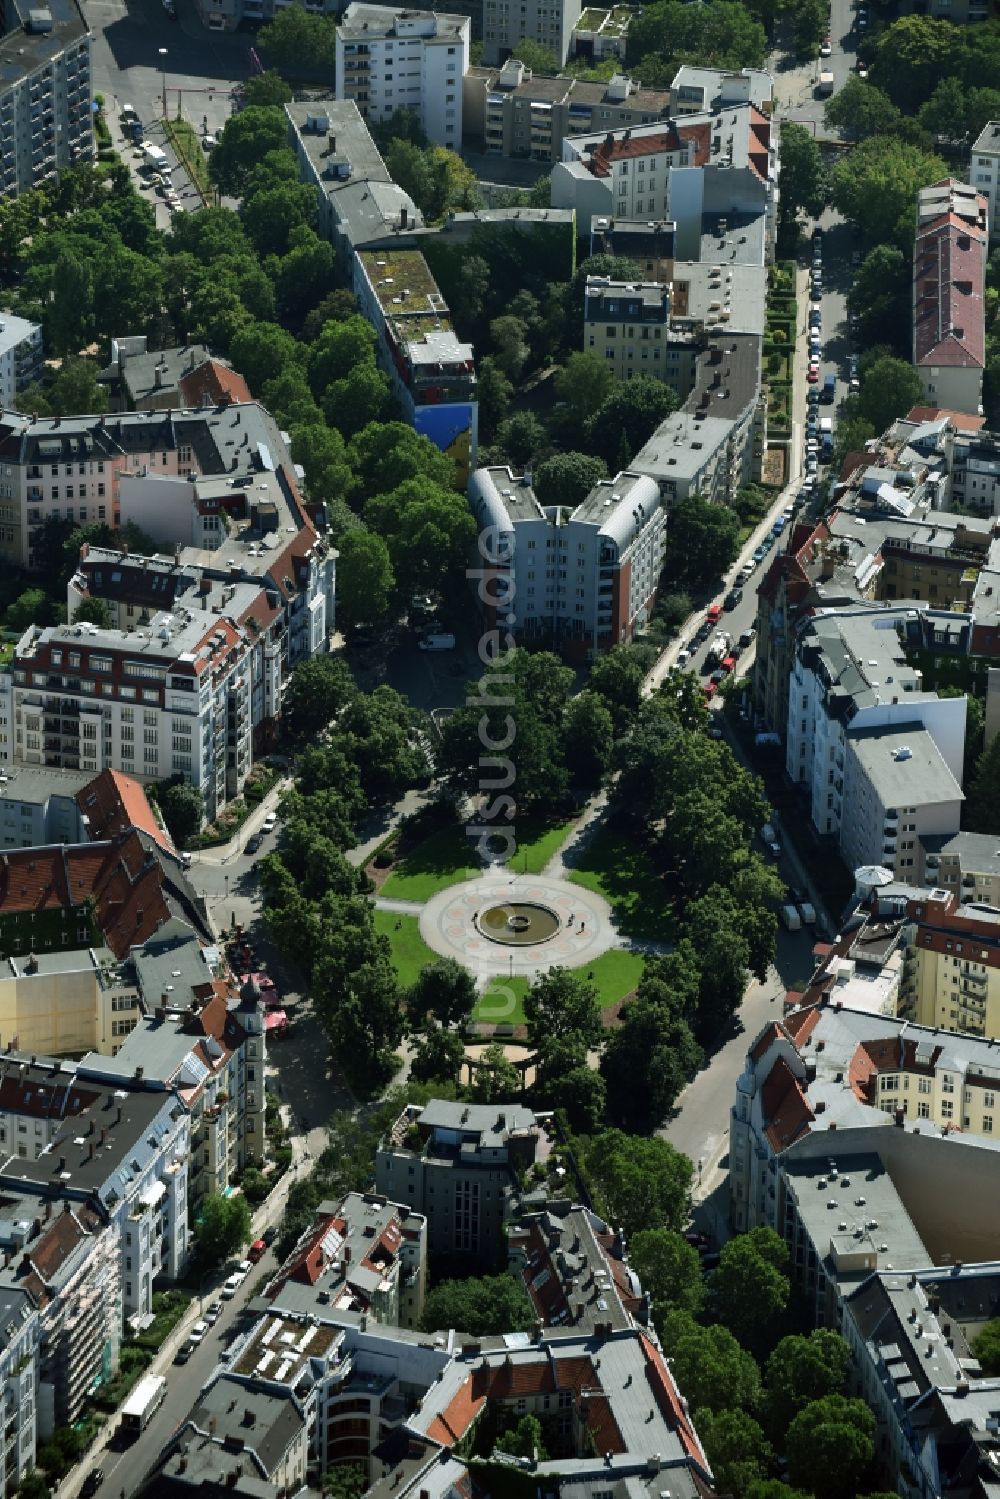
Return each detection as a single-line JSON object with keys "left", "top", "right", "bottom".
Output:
{"left": 473, "top": 975, "right": 530, "bottom": 1026}
{"left": 567, "top": 826, "right": 674, "bottom": 942}
{"left": 379, "top": 824, "right": 483, "bottom": 901}
{"left": 509, "top": 816, "right": 574, "bottom": 874}
{"left": 379, "top": 816, "right": 574, "bottom": 902}
{"left": 374, "top": 910, "right": 438, "bottom": 986}
{"left": 584, "top": 948, "right": 645, "bottom": 1008}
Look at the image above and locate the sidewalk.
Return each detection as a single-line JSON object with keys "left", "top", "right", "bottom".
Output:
{"left": 188, "top": 778, "right": 290, "bottom": 867}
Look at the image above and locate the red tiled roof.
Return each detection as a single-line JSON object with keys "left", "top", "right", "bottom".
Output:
{"left": 640, "top": 1332, "right": 707, "bottom": 1468}
{"left": 749, "top": 1021, "right": 783, "bottom": 1064}
{"left": 0, "top": 833, "right": 176, "bottom": 959}
{"left": 585, "top": 120, "right": 710, "bottom": 177}
{"left": 906, "top": 405, "right": 986, "bottom": 432}
{"left": 78, "top": 769, "right": 175, "bottom": 854}
{"left": 914, "top": 209, "right": 986, "bottom": 370}
{"left": 178, "top": 360, "right": 252, "bottom": 409}
{"left": 760, "top": 1055, "right": 814, "bottom": 1151}
{"left": 785, "top": 1004, "right": 823, "bottom": 1045}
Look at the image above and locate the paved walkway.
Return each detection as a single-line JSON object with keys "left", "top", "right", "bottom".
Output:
{"left": 419, "top": 869, "right": 618, "bottom": 980}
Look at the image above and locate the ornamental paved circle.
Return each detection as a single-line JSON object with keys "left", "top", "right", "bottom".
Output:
{"left": 419, "top": 871, "right": 618, "bottom": 978}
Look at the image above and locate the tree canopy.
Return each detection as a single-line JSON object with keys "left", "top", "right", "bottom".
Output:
{"left": 421, "top": 1274, "right": 535, "bottom": 1335}
{"left": 194, "top": 1193, "right": 251, "bottom": 1265}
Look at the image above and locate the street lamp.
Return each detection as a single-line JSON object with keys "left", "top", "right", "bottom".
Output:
{"left": 158, "top": 48, "right": 168, "bottom": 119}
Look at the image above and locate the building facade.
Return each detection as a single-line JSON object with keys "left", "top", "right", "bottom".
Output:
{"left": 550, "top": 106, "right": 777, "bottom": 251}
{"left": 970, "top": 120, "right": 1000, "bottom": 241}
{"left": 375, "top": 1100, "right": 540, "bottom": 1270}
{"left": 0, "top": 315, "right": 42, "bottom": 408}
{"left": 353, "top": 249, "right": 477, "bottom": 482}
{"left": 463, "top": 61, "right": 668, "bottom": 162}
{"left": 336, "top": 4, "right": 469, "bottom": 150}
{"left": 467, "top": 467, "right": 666, "bottom": 662}
{"left": 913, "top": 180, "right": 987, "bottom": 418}
{"left": 482, "top": 0, "right": 581, "bottom": 66}
{"left": 0, "top": 0, "right": 93, "bottom": 201}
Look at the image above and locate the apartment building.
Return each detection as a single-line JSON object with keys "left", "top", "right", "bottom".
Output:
{"left": 483, "top": 0, "right": 580, "bottom": 66}
{"left": 583, "top": 278, "right": 670, "bottom": 379}
{"left": 0, "top": 830, "right": 212, "bottom": 961}
{"left": 0, "top": 1054, "right": 191, "bottom": 1316}
{"left": 631, "top": 331, "right": 765, "bottom": 504}
{"left": 729, "top": 988, "right": 1000, "bottom": 1499}
{"left": 336, "top": 4, "right": 469, "bottom": 149}
{"left": 81, "top": 964, "right": 267, "bottom": 1203}
{"left": 550, "top": 105, "right": 778, "bottom": 252}
{"left": 98, "top": 338, "right": 251, "bottom": 414}
{"left": 0, "top": 315, "right": 42, "bottom": 408}
{"left": 467, "top": 467, "right": 666, "bottom": 661}
{"left": 463, "top": 61, "right": 669, "bottom": 163}
{"left": 751, "top": 433, "right": 1000, "bottom": 740}
{"left": 161, "top": 1379, "right": 309, "bottom": 1495}
{"left": 785, "top": 608, "right": 966, "bottom": 872}
{"left": 267, "top": 1192, "right": 427, "bottom": 1330}
{"left": 0, "top": 403, "right": 335, "bottom": 605}
{"left": 10, "top": 1202, "right": 119, "bottom": 1437}
{"left": 0, "top": 0, "right": 92, "bottom": 201}
{"left": 570, "top": 5, "right": 632, "bottom": 62}
{"left": 353, "top": 249, "right": 477, "bottom": 481}
{"left": 590, "top": 216, "right": 677, "bottom": 281}
{"left": 970, "top": 120, "right": 1000, "bottom": 241}
{"left": 840, "top": 726, "right": 963, "bottom": 883}
{"left": 730, "top": 997, "right": 1000, "bottom": 1237}
{"left": 0, "top": 1285, "right": 38, "bottom": 1499}
{"left": 214, "top": 1303, "right": 711, "bottom": 1496}
{"left": 375, "top": 1099, "right": 540, "bottom": 1270}
{"left": 668, "top": 64, "right": 773, "bottom": 117}
{"left": 584, "top": 262, "right": 766, "bottom": 394}
{"left": 947, "top": 428, "right": 1000, "bottom": 515}
{"left": 508, "top": 1202, "right": 649, "bottom": 1332}
{"left": 0, "top": 945, "right": 141, "bottom": 1057}
{"left": 286, "top": 102, "right": 425, "bottom": 276}
{"left": 913, "top": 179, "right": 987, "bottom": 418}
{"left": 7, "top": 611, "right": 255, "bottom": 823}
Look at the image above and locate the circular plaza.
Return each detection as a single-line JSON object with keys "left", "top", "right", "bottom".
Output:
{"left": 419, "top": 870, "right": 617, "bottom": 978}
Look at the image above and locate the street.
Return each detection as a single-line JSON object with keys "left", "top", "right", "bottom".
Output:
{"left": 769, "top": 0, "right": 858, "bottom": 129}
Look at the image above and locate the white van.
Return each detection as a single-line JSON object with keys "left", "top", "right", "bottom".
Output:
{"left": 418, "top": 633, "right": 456, "bottom": 651}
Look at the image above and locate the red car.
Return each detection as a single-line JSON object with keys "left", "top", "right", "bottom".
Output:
{"left": 706, "top": 603, "right": 723, "bottom": 625}
{"left": 704, "top": 682, "right": 718, "bottom": 700}
{"left": 807, "top": 366, "right": 819, "bottom": 383}
{"left": 721, "top": 655, "right": 736, "bottom": 675}
{"left": 247, "top": 1239, "right": 267, "bottom": 1263}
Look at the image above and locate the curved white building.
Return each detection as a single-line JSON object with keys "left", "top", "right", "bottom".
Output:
{"left": 467, "top": 465, "right": 664, "bottom": 661}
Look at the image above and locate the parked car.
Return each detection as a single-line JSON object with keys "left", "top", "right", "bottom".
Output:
{"left": 188, "top": 1319, "right": 209, "bottom": 1345}
{"left": 706, "top": 603, "right": 723, "bottom": 624}
{"left": 676, "top": 648, "right": 691, "bottom": 668}
{"left": 720, "top": 655, "right": 736, "bottom": 675}
{"left": 245, "top": 833, "right": 263, "bottom": 855}
{"left": 221, "top": 1270, "right": 244, "bottom": 1299}
{"left": 205, "top": 1301, "right": 223, "bottom": 1324}
{"left": 753, "top": 544, "right": 767, "bottom": 563}
{"left": 202, "top": 134, "right": 218, "bottom": 151}
{"left": 820, "top": 35, "right": 832, "bottom": 54}
{"left": 773, "top": 517, "right": 787, "bottom": 535}
{"left": 262, "top": 812, "right": 277, "bottom": 833}
{"left": 724, "top": 586, "right": 743, "bottom": 609}
{"left": 738, "top": 627, "right": 757, "bottom": 650}
{"left": 263, "top": 1226, "right": 279, "bottom": 1246}
{"left": 174, "top": 1342, "right": 192, "bottom": 1363}
{"left": 418, "top": 632, "right": 456, "bottom": 651}
{"left": 248, "top": 1239, "right": 267, "bottom": 1264}
{"left": 82, "top": 1471, "right": 104, "bottom": 1497}
{"left": 704, "top": 681, "right": 718, "bottom": 700}
{"left": 822, "top": 373, "right": 836, "bottom": 403}
{"left": 807, "top": 366, "right": 819, "bottom": 383}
